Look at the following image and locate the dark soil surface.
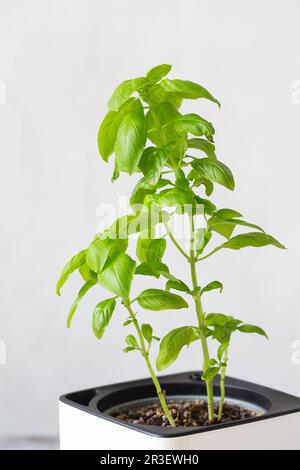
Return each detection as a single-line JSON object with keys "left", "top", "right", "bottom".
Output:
{"left": 111, "top": 399, "right": 258, "bottom": 427}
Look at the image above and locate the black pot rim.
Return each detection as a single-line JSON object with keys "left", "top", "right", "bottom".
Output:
{"left": 59, "top": 371, "right": 300, "bottom": 438}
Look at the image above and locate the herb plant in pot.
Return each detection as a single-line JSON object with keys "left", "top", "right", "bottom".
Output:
{"left": 58, "top": 64, "right": 300, "bottom": 450}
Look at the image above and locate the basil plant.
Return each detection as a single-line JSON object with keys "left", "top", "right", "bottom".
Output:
{"left": 57, "top": 64, "right": 285, "bottom": 426}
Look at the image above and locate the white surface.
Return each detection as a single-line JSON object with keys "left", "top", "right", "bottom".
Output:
{"left": 59, "top": 402, "right": 300, "bottom": 450}
{"left": 0, "top": 437, "right": 58, "bottom": 450}
{"left": 0, "top": 0, "right": 300, "bottom": 437}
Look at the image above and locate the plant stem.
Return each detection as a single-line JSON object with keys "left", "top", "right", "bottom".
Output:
{"left": 217, "top": 347, "right": 228, "bottom": 422}
{"left": 188, "top": 214, "right": 215, "bottom": 423}
{"left": 163, "top": 221, "right": 190, "bottom": 260}
{"left": 124, "top": 301, "right": 176, "bottom": 427}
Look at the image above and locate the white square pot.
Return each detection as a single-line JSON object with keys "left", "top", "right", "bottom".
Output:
{"left": 59, "top": 371, "right": 300, "bottom": 450}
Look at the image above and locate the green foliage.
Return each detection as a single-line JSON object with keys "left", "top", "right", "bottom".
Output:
{"left": 200, "top": 232, "right": 285, "bottom": 260}
{"left": 156, "top": 326, "right": 201, "bottom": 370}
{"left": 124, "top": 334, "right": 139, "bottom": 350}
{"left": 56, "top": 249, "right": 86, "bottom": 295}
{"left": 204, "top": 312, "right": 268, "bottom": 353}
{"left": 136, "top": 237, "right": 166, "bottom": 263}
{"left": 139, "top": 146, "right": 170, "bottom": 186}
{"left": 135, "top": 261, "right": 169, "bottom": 278}
{"left": 141, "top": 323, "right": 160, "bottom": 345}
{"left": 58, "top": 64, "right": 285, "bottom": 426}
{"left": 86, "top": 237, "right": 127, "bottom": 273}
{"left": 187, "top": 138, "right": 216, "bottom": 158}
{"left": 189, "top": 158, "right": 235, "bottom": 190}
{"left": 137, "top": 289, "right": 188, "bottom": 311}
{"left": 92, "top": 298, "right": 116, "bottom": 339}
{"left": 166, "top": 279, "right": 190, "bottom": 293}
{"left": 115, "top": 101, "right": 147, "bottom": 174}
{"left": 67, "top": 280, "right": 97, "bottom": 327}
{"left": 108, "top": 78, "right": 147, "bottom": 111}
{"left": 238, "top": 324, "right": 268, "bottom": 338}
{"left": 159, "top": 79, "right": 220, "bottom": 106}
{"left": 146, "top": 64, "right": 172, "bottom": 83}
{"left": 97, "top": 253, "right": 136, "bottom": 298}
{"left": 201, "top": 280, "right": 223, "bottom": 295}
{"left": 208, "top": 209, "right": 265, "bottom": 240}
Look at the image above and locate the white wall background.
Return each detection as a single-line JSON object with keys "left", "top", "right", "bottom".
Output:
{"left": 0, "top": 0, "right": 299, "bottom": 437}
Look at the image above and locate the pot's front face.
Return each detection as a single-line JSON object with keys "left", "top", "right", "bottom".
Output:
{"left": 59, "top": 371, "right": 300, "bottom": 450}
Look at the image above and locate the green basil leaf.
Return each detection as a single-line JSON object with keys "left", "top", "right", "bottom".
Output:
{"left": 136, "top": 236, "right": 151, "bottom": 263}
{"left": 141, "top": 323, "right": 153, "bottom": 343}
{"left": 98, "top": 253, "right": 136, "bottom": 299}
{"left": 201, "top": 281, "right": 223, "bottom": 295}
{"left": 137, "top": 289, "right": 188, "bottom": 311}
{"left": 98, "top": 98, "right": 142, "bottom": 162}
{"left": 194, "top": 196, "right": 217, "bottom": 215}
{"left": 123, "top": 346, "right": 136, "bottom": 353}
{"left": 109, "top": 209, "right": 166, "bottom": 239}
{"left": 107, "top": 214, "right": 141, "bottom": 239}
{"left": 146, "top": 103, "right": 181, "bottom": 146}
{"left": 107, "top": 238, "right": 129, "bottom": 255}
{"left": 147, "top": 238, "right": 166, "bottom": 262}
{"left": 187, "top": 138, "right": 217, "bottom": 158}
{"left": 157, "top": 187, "right": 194, "bottom": 212}
{"left": 98, "top": 111, "right": 118, "bottom": 162}
{"left": 147, "top": 241, "right": 166, "bottom": 265}
{"left": 238, "top": 324, "right": 268, "bottom": 339}
{"left": 112, "top": 164, "right": 120, "bottom": 182}
{"left": 166, "top": 279, "right": 190, "bottom": 293}
{"left": 195, "top": 228, "right": 212, "bottom": 254}
{"left": 139, "top": 146, "right": 169, "bottom": 186}
{"left": 146, "top": 64, "right": 172, "bottom": 83}
{"left": 205, "top": 314, "right": 242, "bottom": 344}
{"left": 86, "top": 238, "right": 112, "bottom": 273}
{"left": 229, "top": 219, "right": 265, "bottom": 232}
{"left": 190, "top": 158, "right": 235, "bottom": 191}
{"left": 202, "top": 366, "right": 220, "bottom": 381}
{"left": 130, "top": 182, "right": 156, "bottom": 207}
{"left": 156, "top": 326, "right": 201, "bottom": 370}
{"left": 143, "top": 83, "right": 183, "bottom": 109}
{"left": 173, "top": 114, "right": 215, "bottom": 141}
{"left": 92, "top": 298, "right": 116, "bottom": 339}
{"left": 86, "top": 237, "right": 128, "bottom": 273}
{"left": 208, "top": 358, "right": 219, "bottom": 367}
{"left": 208, "top": 215, "right": 265, "bottom": 240}
{"left": 218, "top": 342, "right": 229, "bottom": 362}
{"left": 115, "top": 103, "right": 147, "bottom": 175}
{"left": 108, "top": 77, "right": 147, "bottom": 111}
{"left": 135, "top": 261, "right": 169, "bottom": 278}
{"left": 211, "top": 325, "right": 231, "bottom": 344}
{"left": 79, "top": 263, "right": 96, "bottom": 282}
{"left": 130, "top": 177, "right": 171, "bottom": 207}
{"left": 175, "top": 171, "right": 190, "bottom": 189}
{"left": 151, "top": 102, "right": 181, "bottom": 125}
{"left": 187, "top": 170, "right": 214, "bottom": 196}
{"left": 206, "top": 232, "right": 286, "bottom": 257}
{"left": 160, "top": 79, "right": 220, "bottom": 107}
{"left": 208, "top": 217, "right": 236, "bottom": 239}
{"left": 216, "top": 208, "right": 243, "bottom": 219}
{"left": 125, "top": 334, "right": 139, "bottom": 348}
{"left": 67, "top": 280, "right": 97, "bottom": 327}
{"left": 205, "top": 313, "right": 229, "bottom": 327}
{"left": 56, "top": 249, "right": 87, "bottom": 295}
{"left": 224, "top": 317, "right": 242, "bottom": 330}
